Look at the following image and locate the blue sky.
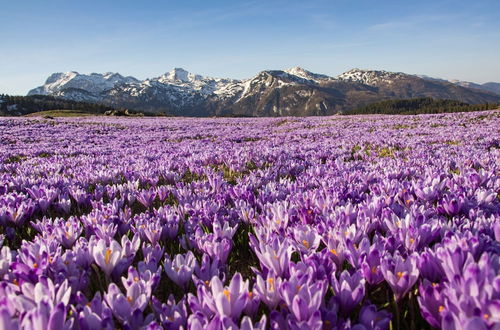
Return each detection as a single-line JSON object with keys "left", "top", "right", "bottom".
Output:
{"left": 1, "top": 0, "right": 499, "bottom": 95}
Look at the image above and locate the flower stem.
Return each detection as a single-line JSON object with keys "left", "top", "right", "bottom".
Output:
{"left": 392, "top": 294, "right": 400, "bottom": 330}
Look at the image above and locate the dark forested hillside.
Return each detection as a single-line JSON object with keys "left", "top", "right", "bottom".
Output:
{"left": 0, "top": 94, "right": 117, "bottom": 116}
{"left": 349, "top": 97, "right": 499, "bottom": 115}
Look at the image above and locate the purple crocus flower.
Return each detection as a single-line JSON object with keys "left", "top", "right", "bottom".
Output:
{"left": 331, "top": 270, "right": 366, "bottom": 314}
{"left": 193, "top": 254, "right": 222, "bottom": 283}
{"left": 196, "top": 229, "right": 233, "bottom": 265}
{"left": 77, "top": 292, "right": 115, "bottom": 330}
{"left": 292, "top": 225, "right": 321, "bottom": 253}
{"left": 418, "top": 249, "right": 445, "bottom": 283}
{"left": 0, "top": 304, "right": 19, "bottom": 330}
{"left": 20, "top": 301, "right": 72, "bottom": 330}
{"left": 353, "top": 304, "right": 392, "bottom": 330}
{"left": 53, "top": 216, "right": 83, "bottom": 248}
{"left": 254, "top": 272, "right": 283, "bottom": 309}
{"left": 104, "top": 282, "right": 148, "bottom": 324}
{"left": 151, "top": 295, "right": 187, "bottom": 329}
{"left": 0, "top": 245, "right": 13, "bottom": 277}
{"left": 18, "top": 277, "right": 71, "bottom": 311}
{"left": 90, "top": 238, "right": 123, "bottom": 277}
{"left": 280, "top": 274, "right": 327, "bottom": 325}
{"left": 213, "top": 220, "right": 238, "bottom": 240}
{"left": 361, "top": 249, "right": 384, "bottom": 285}
{"left": 438, "top": 195, "right": 464, "bottom": 217}
{"left": 417, "top": 280, "right": 445, "bottom": 328}
{"left": 251, "top": 236, "right": 294, "bottom": 277}
{"left": 216, "top": 315, "right": 267, "bottom": 330}
{"left": 133, "top": 213, "right": 164, "bottom": 245}
{"left": 164, "top": 251, "right": 197, "bottom": 288}
{"left": 123, "top": 264, "right": 161, "bottom": 298}
{"left": 137, "top": 188, "right": 157, "bottom": 208}
{"left": 380, "top": 252, "right": 419, "bottom": 300}
{"left": 206, "top": 272, "right": 249, "bottom": 320}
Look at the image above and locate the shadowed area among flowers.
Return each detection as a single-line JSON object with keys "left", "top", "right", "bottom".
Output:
{"left": 0, "top": 111, "right": 499, "bottom": 329}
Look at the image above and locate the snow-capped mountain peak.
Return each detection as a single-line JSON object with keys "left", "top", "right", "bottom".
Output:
{"left": 28, "top": 71, "right": 139, "bottom": 97}
{"left": 158, "top": 68, "right": 203, "bottom": 83}
{"left": 284, "top": 66, "right": 333, "bottom": 81}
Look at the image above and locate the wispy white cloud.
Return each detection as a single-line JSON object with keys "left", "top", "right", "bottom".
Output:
{"left": 368, "top": 14, "right": 460, "bottom": 32}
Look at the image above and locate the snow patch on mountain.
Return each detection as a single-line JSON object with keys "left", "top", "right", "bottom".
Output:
{"left": 337, "top": 68, "right": 408, "bottom": 86}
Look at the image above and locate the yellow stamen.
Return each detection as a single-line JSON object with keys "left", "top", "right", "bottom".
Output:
{"left": 105, "top": 249, "right": 112, "bottom": 265}
{"left": 330, "top": 249, "right": 338, "bottom": 256}
{"left": 204, "top": 280, "right": 209, "bottom": 286}
{"left": 268, "top": 278, "right": 274, "bottom": 291}
{"left": 248, "top": 291, "right": 253, "bottom": 298}
{"left": 134, "top": 277, "right": 139, "bottom": 282}
{"left": 438, "top": 305, "right": 445, "bottom": 313}
{"left": 302, "top": 240, "right": 310, "bottom": 249}
{"left": 13, "top": 279, "right": 19, "bottom": 286}
{"left": 396, "top": 271, "right": 404, "bottom": 279}
{"left": 371, "top": 266, "right": 377, "bottom": 274}
{"left": 484, "top": 313, "right": 489, "bottom": 320}
{"left": 127, "top": 296, "right": 132, "bottom": 303}
{"left": 33, "top": 263, "right": 38, "bottom": 269}
{"left": 223, "top": 289, "right": 231, "bottom": 301}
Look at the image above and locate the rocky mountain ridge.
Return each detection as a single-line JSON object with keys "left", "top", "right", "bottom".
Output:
{"left": 28, "top": 67, "right": 500, "bottom": 116}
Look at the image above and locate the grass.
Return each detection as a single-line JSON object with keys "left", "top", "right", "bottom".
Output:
{"left": 25, "top": 109, "right": 100, "bottom": 117}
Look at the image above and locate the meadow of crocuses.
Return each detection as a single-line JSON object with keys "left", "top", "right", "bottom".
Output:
{"left": 0, "top": 111, "right": 499, "bottom": 330}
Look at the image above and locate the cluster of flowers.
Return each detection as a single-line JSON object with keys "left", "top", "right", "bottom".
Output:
{"left": 0, "top": 111, "right": 499, "bottom": 329}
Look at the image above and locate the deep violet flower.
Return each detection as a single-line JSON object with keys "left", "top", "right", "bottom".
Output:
{"left": 331, "top": 270, "right": 366, "bottom": 314}
{"left": 380, "top": 252, "right": 419, "bottom": 300}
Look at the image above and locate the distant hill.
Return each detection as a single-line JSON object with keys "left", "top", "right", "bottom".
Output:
{"left": 348, "top": 97, "right": 499, "bottom": 115}
{"left": 0, "top": 94, "right": 147, "bottom": 117}
{"left": 26, "top": 67, "right": 500, "bottom": 117}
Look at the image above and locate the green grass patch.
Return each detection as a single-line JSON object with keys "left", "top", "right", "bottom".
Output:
{"left": 25, "top": 109, "right": 100, "bottom": 117}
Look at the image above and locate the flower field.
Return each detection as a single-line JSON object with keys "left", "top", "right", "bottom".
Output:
{"left": 0, "top": 111, "right": 499, "bottom": 329}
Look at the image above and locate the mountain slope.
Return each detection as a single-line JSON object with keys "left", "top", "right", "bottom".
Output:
{"left": 28, "top": 67, "right": 500, "bottom": 116}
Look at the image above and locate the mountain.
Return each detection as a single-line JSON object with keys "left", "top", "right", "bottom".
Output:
{"left": 28, "top": 67, "right": 500, "bottom": 116}
{"left": 418, "top": 75, "right": 500, "bottom": 97}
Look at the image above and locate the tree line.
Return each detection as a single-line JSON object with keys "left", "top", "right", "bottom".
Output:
{"left": 0, "top": 94, "right": 117, "bottom": 116}
{"left": 349, "top": 97, "right": 499, "bottom": 115}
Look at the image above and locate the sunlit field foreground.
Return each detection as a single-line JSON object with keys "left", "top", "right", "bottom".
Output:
{"left": 0, "top": 111, "right": 499, "bottom": 329}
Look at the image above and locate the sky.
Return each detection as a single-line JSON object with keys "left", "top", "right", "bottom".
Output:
{"left": 1, "top": 0, "right": 499, "bottom": 95}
